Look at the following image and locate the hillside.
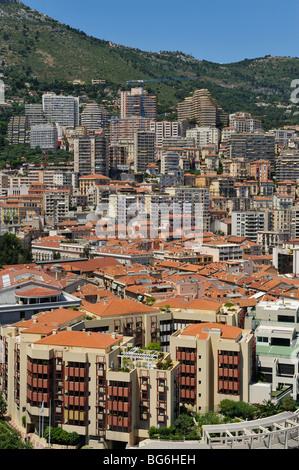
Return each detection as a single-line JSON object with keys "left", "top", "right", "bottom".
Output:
{"left": 0, "top": 0, "right": 299, "bottom": 129}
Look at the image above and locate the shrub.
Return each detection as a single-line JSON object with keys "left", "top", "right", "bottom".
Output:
{"left": 44, "top": 426, "right": 80, "bottom": 446}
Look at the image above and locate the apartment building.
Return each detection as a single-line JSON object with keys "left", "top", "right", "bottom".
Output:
{"left": 133, "top": 130, "right": 155, "bottom": 173}
{"left": 165, "top": 186, "right": 211, "bottom": 233}
{"left": 245, "top": 299, "right": 299, "bottom": 401}
{"left": 231, "top": 211, "right": 271, "bottom": 242}
{"left": 268, "top": 129, "right": 296, "bottom": 147}
{"left": 120, "top": 87, "right": 157, "bottom": 119}
{"left": 200, "top": 241, "right": 243, "bottom": 262}
{"left": 209, "top": 176, "right": 235, "bottom": 199}
{"left": 225, "top": 132, "right": 276, "bottom": 167}
{"left": 0, "top": 308, "right": 180, "bottom": 448}
{"left": 0, "top": 267, "right": 81, "bottom": 326}
{"left": 222, "top": 158, "right": 250, "bottom": 180}
{"left": 149, "top": 120, "right": 186, "bottom": 147}
{"left": 277, "top": 180, "right": 296, "bottom": 199}
{"left": 108, "top": 192, "right": 147, "bottom": 228}
{"left": 256, "top": 231, "right": 290, "bottom": 255}
{"left": 80, "top": 102, "right": 105, "bottom": 131}
{"left": 186, "top": 126, "right": 219, "bottom": 149}
{"left": 275, "top": 149, "right": 299, "bottom": 181}
{"left": 221, "top": 126, "right": 236, "bottom": 141}
{"left": 42, "top": 93, "right": 79, "bottom": 128}
{"left": 79, "top": 174, "right": 111, "bottom": 196}
{"left": 43, "top": 189, "right": 71, "bottom": 226}
{"left": 160, "top": 150, "right": 180, "bottom": 175}
{"left": 74, "top": 135, "right": 109, "bottom": 176}
{"left": 25, "top": 104, "right": 47, "bottom": 127}
{"left": 177, "top": 89, "right": 227, "bottom": 127}
{"left": 109, "top": 117, "right": 152, "bottom": 142}
{"left": 109, "top": 140, "right": 133, "bottom": 172}
{"left": 30, "top": 123, "right": 59, "bottom": 151}
{"left": 229, "top": 112, "right": 262, "bottom": 133}
{"left": 272, "top": 208, "right": 291, "bottom": 233}
{"left": 7, "top": 116, "right": 30, "bottom": 145}
{"left": 250, "top": 159, "right": 272, "bottom": 182}
{"left": 170, "top": 322, "right": 255, "bottom": 413}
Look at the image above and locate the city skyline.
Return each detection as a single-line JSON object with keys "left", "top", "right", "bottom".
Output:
{"left": 24, "top": 0, "right": 299, "bottom": 64}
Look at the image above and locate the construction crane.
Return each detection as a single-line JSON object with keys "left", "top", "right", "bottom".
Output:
{"left": 125, "top": 76, "right": 200, "bottom": 119}
{"left": 126, "top": 76, "right": 199, "bottom": 86}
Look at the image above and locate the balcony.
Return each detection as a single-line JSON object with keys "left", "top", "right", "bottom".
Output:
{"left": 107, "top": 386, "right": 129, "bottom": 398}
{"left": 180, "top": 364, "right": 195, "bottom": 374}
{"left": 107, "top": 400, "right": 130, "bottom": 413}
{"left": 65, "top": 381, "right": 86, "bottom": 393}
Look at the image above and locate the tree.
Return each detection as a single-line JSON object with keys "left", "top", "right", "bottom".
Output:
{"left": 0, "top": 233, "right": 32, "bottom": 266}
{"left": 234, "top": 401, "right": 256, "bottom": 420}
{"left": 174, "top": 413, "right": 194, "bottom": 435}
{"left": 219, "top": 399, "right": 237, "bottom": 417}
{"left": 0, "top": 422, "right": 32, "bottom": 449}
{"left": 280, "top": 396, "right": 297, "bottom": 412}
{"left": 52, "top": 251, "right": 61, "bottom": 260}
{"left": 256, "top": 400, "right": 280, "bottom": 418}
{"left": 44, "top": 426, "right": 80, "bottom": 446}
{"left": 0, "top": 393, "right": 7, "bottom": 419}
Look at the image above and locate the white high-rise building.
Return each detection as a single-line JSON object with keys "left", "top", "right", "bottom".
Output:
{"left": 186, "top": 126, "right": 219, "bottom": 148}
{"left": 232, "top": 211, "right": 270, "bottom": 242}
{"left": 150, "top": 121, "right": 187, "bottom": 147}
{"left": 30, "top": 123, "right": 58, "bottom": 151}
{"left": 229, "top": 112, "right": 262, "bottom": 133}
{"left": 42, "top": 93, "right": 79, "bottom": 128}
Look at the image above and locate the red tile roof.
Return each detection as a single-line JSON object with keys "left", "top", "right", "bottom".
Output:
{"left": 181, "top": 322, "right": 242, "bottom": 340}
{"left": 35, "top": 330, "right": 121, "bottom": 349}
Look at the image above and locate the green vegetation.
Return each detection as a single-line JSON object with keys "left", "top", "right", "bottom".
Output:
{"left": 149, "top": 397, "right": 298, "bottom": 441}
{"left": 145, "top": 341, "right": 161, "bottom": 351}
{"left": 219, "top": 397, "right": 298, "bottom": 420}
{"left": 0, "top": 142, "right": 73, "bottom": 169}
{"left": 0, "top": 392, "right": 7, "bottom": 419}
{"left": 0, "top": 2, "right": 298, "bottom": 132}
{"left": 0, "top": 420, "right": 33, "bottom": 449}
{"left": 0, "top": 393, "right": 32, "bottom": 449}
{"left": 43, "top": 426, "right": 80, "bottom": 446}
{"left": 149, "top": 412, "right": 200, "bottom": 440}
{"left": 0, "top": 232, "right": 32, "bottom": 265}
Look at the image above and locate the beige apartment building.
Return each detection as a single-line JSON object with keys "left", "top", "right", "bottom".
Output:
{"left": 80, "top": 296, "right": 243, "bottom": 352}
{"left": 170, "top": 322, "right": 255, "bottom": 414}
{"left": 0, "top": 308, "right": 179, "bottom": 448}
{"left": 178, "top": 89, "right": 227, "bottom": 128}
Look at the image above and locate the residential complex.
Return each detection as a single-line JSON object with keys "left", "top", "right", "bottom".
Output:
{"left": 1, "top": 76, "right": 299, "bottom": 451}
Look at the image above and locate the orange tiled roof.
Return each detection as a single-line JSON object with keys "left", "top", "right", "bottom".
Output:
{"left": 35, "top": 330, "right": 121, "bottom": 349}
{"left": 81, "top": 297, "right": 159, "bottom": 317}
{"left": 15, "top": 287, "right": 60, "bottom": 297}
{"left": 181, "top": 322, "right": 242, "bottom": 340}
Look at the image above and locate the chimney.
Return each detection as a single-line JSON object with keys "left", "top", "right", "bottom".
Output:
{"left": 52, "top": 329, "right": 57, "bottom": 335}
